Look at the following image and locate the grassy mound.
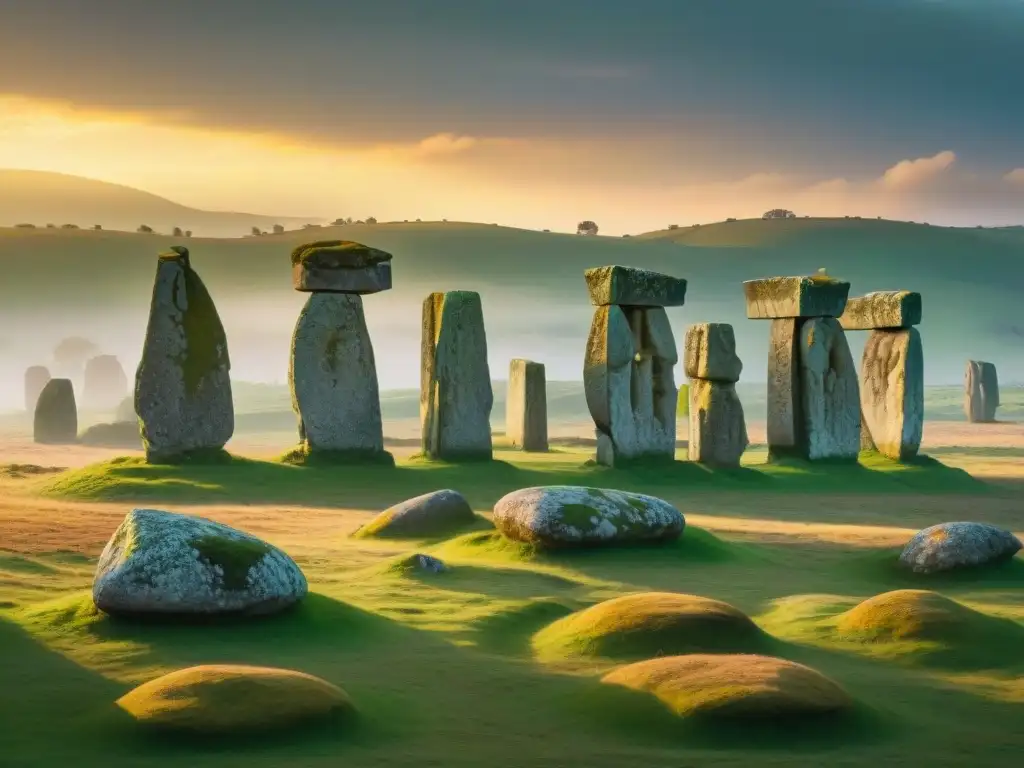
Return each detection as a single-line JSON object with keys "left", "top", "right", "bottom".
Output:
{"left": 834, "top": 589, "right": 999, "bottom": 643}
{"left": 116, "top": 664, "right": 353, "bottom": 735}
{"left": 532, "top": 592, "right": 767, "bottom": 662}
{"left": 78, "top": 421, "right": 142, "bottom": 449}
{"left": 279, "top": 444, "right": 395, "bottom": 467}
{"left": 602, "top": 654, "right": 852, "bottom": 720}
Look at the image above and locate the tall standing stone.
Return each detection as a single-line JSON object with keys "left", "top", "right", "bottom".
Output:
{"left": 506, "top": 359, "right": 548, "bottom": 451}
{"left": 83, "top": 354, "right": 128, "bottom": 411}
{"left": 684, "top": 323, "right": 748, "bottom": 466}
{"left": 34, "top": 378, "right": 77, "bottom": 444}
{"left": 288, "top": 241, "right": 393, "bottom": 463}
{"left": 744, "top": 275, "right": 858, "bottom": 461}
{"left": 24, "top": 365, "right": 51, "bottom": 412}
{"left": 964, "top": 360, "right": 999, "bottom": 423}
{"left": 136, "top": 247, "right": 233, "bottom": 463}
{"left": 584, "top": 266, "right": 684, "bottom": 466}
{"left": 421, "top": 291, "right": 493, "bottom": 460}
{"left": 840, "top": 291, "right": 925, "bottom": 461}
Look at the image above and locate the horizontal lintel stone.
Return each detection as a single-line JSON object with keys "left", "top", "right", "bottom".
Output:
{"left": 744, "top": 276, "right": 850, "bottom": 319}
{"left": 585, "top": 265, "right": 687, "bottom": 307}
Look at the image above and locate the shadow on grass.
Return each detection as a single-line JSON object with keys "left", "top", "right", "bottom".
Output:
{"left": 844, "top": 548, "right": 1024, "bottom": 592}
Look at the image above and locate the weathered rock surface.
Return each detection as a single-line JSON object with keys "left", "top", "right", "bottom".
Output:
{"left": 860, "top": 329, "right": 923, "bottom": 460}
{"left": 684, "top": 323, "right": 742, "bottom": 382}
{"left": 420, "top": 291, "right": 493, "bottom": 460}
{"left": 839, "top": 291, "right": 921, "bottom": 331}
{"left": 964, "top": 360, "right": 999, "bottom": 423}
{"left": 289, "top": 292, "right": 385, "bottom": 457}
{"left": 82, "top": 354, "right": 128, "bottom": 410}
{"left": 585, "top": 306, "right": 676, "bottom": 466}
{"left": 354, "top": 489, "right": 475, "bottom": 538}
{"left": 136, "top": 247, "right": 233, "bottom": 462}
{"left": 492, "top": 486, "right": 684, "bottom": 548}
{"left": 291, "top": 240, "right": 393, "bottom": 294}
{"left": 408, "top": 554, "right": 449, "bottom": 574}
{"left": 766, "top": 318, "right": 801, "bottom": 457}
{"left": 584, "top": 265, "right": 687, "bottom": 307}
{"left": 688, "top": 380, "right": 748, "bottom": 466}
{"left": 798, "top": 318, "right": 860, "bottom": 461}
{"left": 506, "top": 359, "right": 548, "bottom": 451}
{"left": 24, "top": 365, "right": 50, "bottom": 412}
{"left": 33, "top": 378, "right": 77, "bottom": 444}
{"left": 744, "top": 276, "right": 850, "bottom": 319}
{"left": 899, "top": 522, "right": 1022, "bottom": 574}
{"left": 93, "top": 508, "right": 307, "bottom": 616}
{"left": 117, "top": 665, "right": 352, "bottom": 735}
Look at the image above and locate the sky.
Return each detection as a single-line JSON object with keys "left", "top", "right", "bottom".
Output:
{"left": 1, "top": 0, "right": 1023, "bottom": 233}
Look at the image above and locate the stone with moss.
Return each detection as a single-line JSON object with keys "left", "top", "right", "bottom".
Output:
{"left": 797, "top": 317, "right": 860, "bottom": 461}
{"left": 288, "top": 292, "right": 386, "bottom": 458}
{"left": 33, "top": 378, "right": 78, "bottom": 444}
{"left": 291, "top": 240, "right": 392, "bottom": 293}
{"left": 964, "top": 360, "right": 999, "bottom": 423}
{"left": 688, "top": 379, "right": 748, "bottom": 467}
{"left": 492, "top": 486, "right": 684, "bottom": 548}
{"left": 859, "top": 328, "right": 923, "bottom": 461}
{"left": 93, "top": 508, "right": 307, "bottom": 616}
{"left": 584, "top": 265, "right": 687, "bottom": 307}
{"left": 353, "top": 489, "right": 475, "bottom": 539}
{"left": 898, "top": 522, "right": 1021, "bottom": 575}
{"left": 839, "top": 291, "right": 921, "bottom": 330}
{"left": 684, "top": 322, "right": 742, "bottom": 382}
{"left": 743, "top": 275, "right": 850, "bottom": 319}
{"left": 136, "top": 247, "right": 233, "bottom": 463}
{"left": 420, "top": 291, "right": 493, "bottom": 460}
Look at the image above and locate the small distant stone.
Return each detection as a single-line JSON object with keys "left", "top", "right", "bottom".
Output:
{"left": 33, "top": 378, "right": 78, "bottom": 444}
{"left": 839, "top": 291, "right": 921, "bottom": 331}
{"left": 492, "top": 486, "right": 684, "bottom": 548}
{"left": 412, "top": 554, "right": 448, "bottom": 573}
{"left": 899, "top": 522, "right": 1022, "bottom": 574}
{"left": 744, "top": 275, "right": 850, "bottom": 319}
{"left": 584, "top": 265, "right": 687, "bottom": 307}
{"left": 93, "top": 508, "right": 307, "bottom": 616}
{"left": 354, "top": 489, "right": 476, "bottom": 539}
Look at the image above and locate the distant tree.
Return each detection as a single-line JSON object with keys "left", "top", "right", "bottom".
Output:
{"left": 45, "top": 223, "right": 56, "bottom": 229}
{"left": 622, "top": 234, "right": 631, "bottom": 238}
{"left": 762, "top": 208, "right": 796, "bottom": 220}
{"left": 272, "top": 224, "right": 285, "bottom": 234}
{"left": 172, "top": 227, "right": 183, "bottom": 237}
{"left": 302, "top": 223, "right": 321, "bottom": 229}
{"left": 346, "top": 217, "right": 354, "bottom": 225}
{"left": 251, "top": 226, "right": 264, "bottom": 237}
{"left": 668, "top": 224, "right": 679, "bottom": 230}
{"left": 53, "top": 336, "right": 99, "bottom": 377}
{"left": 576, "top": 220, "right": 599, "bottom": 236}
{"left": 331, "top": 218, "right": 347, "bottom": 226}
{"left": 725, "top": 217, "right": 738, "bottom": 223}
{"left": 92, "top": 224, "right": 102, "bottom": 230}
{"left": 415, "top": 218, "right": 422, "bottom": 222}
{"left": 442, "top": 218, "right": 448, "bottom": 222}
{"left": 184, "top": 230, "right": 192, "bottom": 238}
{"left": 14, "top": 223, "right": 35, "bottom": 229}
{"left": 542, "top": 228, "right": 550, "bottom": 232}
{"left": 137, "top": 224, "right": 154, "bottom": 233}
{"left": 61, "top": 223, "right": 79, "bottom": 229}
{"left": 365, "top": 216, "right": 377, "bottom": 225}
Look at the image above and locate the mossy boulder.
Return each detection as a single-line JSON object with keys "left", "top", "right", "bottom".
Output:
{"left": 602, "top": 654, "right": 852, "bottom": 720}
{"left": 33, "top": 378, "right": 77, "bottom": 444}
{"left": 353, "top": 489, "right": 475, "bottom": 539}
{"left": 492, "top": 486, "right": 683, "bottom": 548}
{"left": 93, "top": 508, "right": 307, "bottom": 616}
{"left": 584, "top": 265, "right": 687, "bottom": 307}
{"left": 117, "top": 664, "right": 352, "bottom": 735}
{"left": 899, "top": 522, "right": 1021, "bottom": 574}
{"left": 291, "top": 240, "right": 392, "bottom": 293}
{"left": 532, "top": 592, "right": 766, "bottom": 662}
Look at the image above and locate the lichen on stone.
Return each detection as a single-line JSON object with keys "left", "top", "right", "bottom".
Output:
{"left": 290, "top": 240, "right": 392, "bottom": 268}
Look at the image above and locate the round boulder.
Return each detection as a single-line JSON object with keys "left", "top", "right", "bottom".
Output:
{"left": 602, "top": 654, "right": 851, "bottom": 720}
{"left": 493, "top": 486, "right": 683, "bottom": 548}
{"left": 899, "top": 522, "right": 1021, "bottom": 574}
{"left": 353, "top": 489, "right": 475, "bottom": 539}
{"left": 33, "top": 378, "right": 78, "bottom": 444}
{"left": 93, "top": 508, "right": 307, "bottom": 616}
{"left": 116, "top": 664, "right": 352, "bottom": 735}
{"left": 533, "top": 592, "right": 765, "bottom": 662}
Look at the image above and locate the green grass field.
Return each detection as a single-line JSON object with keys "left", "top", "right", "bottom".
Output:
{"left": 1, "top": 445, "right": 1022, "bottom": 767}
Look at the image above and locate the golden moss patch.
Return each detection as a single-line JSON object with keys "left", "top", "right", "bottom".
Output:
{"left": 602, "top": 654, "right": 851, "bottom": 719}
{"left": 532, "top": 592, "right": 766, "bottom": 662}
{"left": 116, "top": 664, "right": 353, "bottom": 735}
{"left": 834, "top": 589, "right": 998, "bottom": 643}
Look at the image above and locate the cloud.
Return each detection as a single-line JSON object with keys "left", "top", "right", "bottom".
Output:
{"left": 1006, "top": 168, "right": 1024, "bottom": 184}
{"left": 880, "top": 150, "right": 957, "bottom": 188}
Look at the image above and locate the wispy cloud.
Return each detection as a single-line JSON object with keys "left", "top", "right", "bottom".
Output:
{"left": 879, "top": 150, "right": 957, "bottom": 188}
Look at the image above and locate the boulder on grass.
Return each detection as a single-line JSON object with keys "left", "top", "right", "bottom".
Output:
{"left": 898, "top": 522, "right": 1021, "bottom": 575}
{"left": 93, "top": 508, "right": 307, "bottom": 616}
{"left": 33, "top": 378, "right": 77, "bottom": 444}
{"left": 117, "top": 664, "right": 352, "bottom": 735}
{"left": 493, "top": 486, "right": 683, "bottom": 548}
{"left": 353, "top": 489, "right": 475, "bottom": 539}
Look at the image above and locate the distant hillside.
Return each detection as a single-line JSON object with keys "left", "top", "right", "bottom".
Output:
{"left": 0, "top": 170, "right": 319, "bottom": 237}
{"left": 0, "top": 217, "right": 1021, "bottom": 402}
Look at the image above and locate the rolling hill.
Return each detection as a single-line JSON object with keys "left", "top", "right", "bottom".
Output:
{"left": 0, "top": 216, "right": 1021, "bottom": 410}
{"left": 0, "top": 170, "right": 319, "bottom": 237}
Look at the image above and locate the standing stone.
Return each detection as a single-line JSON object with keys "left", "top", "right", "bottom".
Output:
{"left": 289, "top": 293, "right": 387, "bottom": 459}
{"left": 766, "top": 318, "right": 801, "bottom": 457}
{"left": 34, "top": 378, "right": 77, "bottom": 444}
{"left": 421, "top": 291, "right": 493, "bottom": 460}
{"left": 585, "top": 304, "right": 677, "bottom": 466}
{"left": 83, "top": 354, "right": 128, "bottom": 411}
{"left": 24, "top": 365, "right": 51, "bottom": 412}
{"left": 965, "top": 361, "right": 999, "bottom": 423}
{"left": 860, "top": 329, "right": 924, "bottom": 460}
{"left": 684, "top": 323, "right": 747, "bottom": 466}
{"left": 506, "top": 359, "right": 548, "bottom": 451}
{"left": 135, "top": 247, "right": 233, "bottom": 463}
{"left": 799, "top": 318, "right": 860, "bottom": 461}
